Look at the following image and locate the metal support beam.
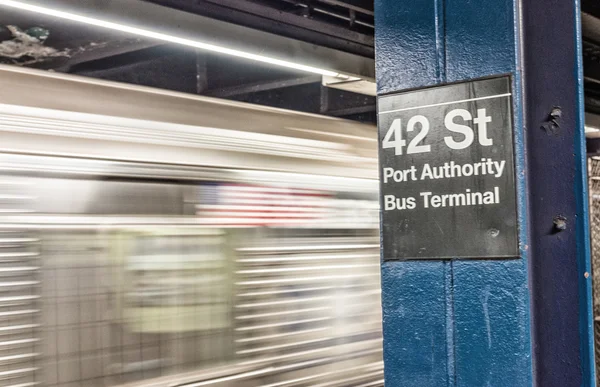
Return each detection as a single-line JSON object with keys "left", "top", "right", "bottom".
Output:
{"left": 523, "top": 1, "right": 595, "bottom": 383}
{"left": 274, "top": 0, "right": 374, "bottom": 28}
{"left": 323, "top": 75, "right": 376, "bottom": 96}
{"left": 148, "top": 0, "right": 373, "bottom": 57}
{"left": 205, "top": 76, "right": 320, "bottom": 98}
{"left": 196, "top": 53, "right": 208, "bottom": 94}
{"left": 313, "top": 0, "right": 374, "bottom": 16}
{"left": 196, "top": 0, "right": 373, "bottom": 44}
{"left": 326, "top": 104, "right": 374, "bottom": 117}
{"left": 320, "top": 85, "right": 329, "bottom": 114}
{"left": 54, "top": 40, "right": 160, "bottom": 72}
{"left": 67, "top": 45, "right": 171, "bottom": 73}
{"left": 376, "top": 0, "right": 595, "bottom": 386}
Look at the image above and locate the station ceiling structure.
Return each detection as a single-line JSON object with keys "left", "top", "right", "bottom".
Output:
{"left": 0, "top": 0, "right": 376, "bottom": 123}
{"left": 3, "top": 0, "right": 600, "bottom": 129}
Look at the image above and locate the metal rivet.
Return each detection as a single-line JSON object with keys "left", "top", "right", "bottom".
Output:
{"left": 585, "top": 272, "right": 590, "bottom": 279}
{"left": 550, "top": 107, "right": 562, "bottom": 120}
{"left": 488, "top": 228, "right": 499, "bottom": 238}
{"left": 553, "top": 215, "right": 567, "bottom": 231}
{"left": 542, "top": 107, "right": 562, "bottom": 135}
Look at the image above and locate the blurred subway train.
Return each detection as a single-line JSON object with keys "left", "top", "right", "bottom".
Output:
{"left": 0, "top": 65, "right": 382, "bottom": 387}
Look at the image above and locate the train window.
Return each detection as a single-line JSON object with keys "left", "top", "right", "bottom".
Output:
{"left": 38, "top": 228, "right": 235, "bottom": 386}
{"left": 32, "top": 177, "right": 190, "bottom": 215}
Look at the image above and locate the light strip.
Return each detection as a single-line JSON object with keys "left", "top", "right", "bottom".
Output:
{"left": 0, "top": 0, "right": 350, "bottom": 79}
{"left": 585, "top": 125, "right": 600, "bottom": 133}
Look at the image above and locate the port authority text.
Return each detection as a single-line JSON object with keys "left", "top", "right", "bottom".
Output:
{"left": 381, "top": 155, "right": 507, "bottom": 211}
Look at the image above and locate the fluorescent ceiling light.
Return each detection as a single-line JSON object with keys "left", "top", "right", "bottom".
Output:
{"left": 585, "top": 125, "right": 600, "bottom": 133}
{"left": 0, "top": 0, "right": 353, "bottom": 79}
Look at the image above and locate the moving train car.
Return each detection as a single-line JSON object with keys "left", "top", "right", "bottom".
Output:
{"left": 0, "top": 65, "right": 382, "bottom": 387}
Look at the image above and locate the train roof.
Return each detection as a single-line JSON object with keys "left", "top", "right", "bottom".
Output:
{"left": 0, "top": 65, "right": 377, "bottom": 179}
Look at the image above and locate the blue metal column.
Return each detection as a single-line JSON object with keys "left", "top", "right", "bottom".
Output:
{"left": 375, "top": 0, "right": 596, "bottom": 386}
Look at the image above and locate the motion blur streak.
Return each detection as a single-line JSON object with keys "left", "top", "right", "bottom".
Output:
{"left": 0, "top": 65, "right": 382, "bottom": 387}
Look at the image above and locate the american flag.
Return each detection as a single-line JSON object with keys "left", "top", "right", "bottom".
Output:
{"left": 196, "top": 183, "right": 334, "bottom": 226}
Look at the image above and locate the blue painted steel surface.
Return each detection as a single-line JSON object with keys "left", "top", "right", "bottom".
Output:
{"left": 445, "top": 1, "right": 532, "bottom": 385}
{"left": 575, "top": 4, "right": 597, "bottom": 384}
{"left": 380, "top": 261, "right": 449, "bottom": 385}
{"left": 375, "top": 0, "right": 595, "bottom": 385}
{"left": 521, "top": 0, "right": 595, "bottom": 385}
{"left": 376, "top": 0, "right": 451, "bottom": 385}
{"left": 452, "top": 261, "right": 530, "bottom": 386}
{"left": 444, "top": 0, "right": 515, "bottom": 82}
{"left": 375, "top": 0, "right": 442, "bottom": 94}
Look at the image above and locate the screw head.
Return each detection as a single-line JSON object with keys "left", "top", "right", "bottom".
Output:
{"left": 553, "top": 216, "right": 567, "bottom": 231}
{"left": 488, "top": 228, "right": 500, "bottom": 238}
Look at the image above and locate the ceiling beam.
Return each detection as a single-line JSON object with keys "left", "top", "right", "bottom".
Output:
{"left": 327, "top": 104, "right": 375, "bottom": 117}
{"left": 315, "top": 0, "right": 374, "bottom": 16}
{"left": 197, "top": 0, "right": 373, "bottom": 44}
{"left": 146, "top": 0, "right": 373, "bottom": 57}
{"left": 205, "top": 76, "right": 320, "bottom": 98}
{"left": 5, "top": 0, "right": 375, "bottom": 83}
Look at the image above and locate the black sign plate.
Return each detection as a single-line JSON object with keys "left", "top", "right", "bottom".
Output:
{"left": 378, "top": 76, "right": 518, "bottom": 260}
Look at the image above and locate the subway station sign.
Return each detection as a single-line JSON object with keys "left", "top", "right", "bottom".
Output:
{"left": 377, "top": 76, "right": 519, "bottom": 260}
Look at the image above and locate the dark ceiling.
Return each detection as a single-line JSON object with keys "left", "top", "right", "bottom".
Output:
{"left": 582, "top": 1, "right": 600, "bottom": 116}
{"left": 7, "top": 0, "right": 600, "bottom": 123}
{"left": 145, "top": 0, "right": 374, "bottom": 57}
{"left": 0, "top": 0, "right": 376, "bottom": 123}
